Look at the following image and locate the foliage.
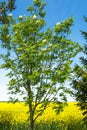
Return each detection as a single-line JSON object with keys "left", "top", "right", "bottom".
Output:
{"left": 0, "top": 0, "right": 81, "bottom": 130}
{"left": 72, "top": 66, "right": 87, "bottom": 121}
{"left": 71, "top": 16, "right": 87, "bottom": 125}
{"left": 0, "top": 0, "right": 16, "bottom": 24}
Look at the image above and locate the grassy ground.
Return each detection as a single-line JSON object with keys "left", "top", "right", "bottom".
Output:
{"left": 0, "top": 122, "right": 87, "bottom": 130}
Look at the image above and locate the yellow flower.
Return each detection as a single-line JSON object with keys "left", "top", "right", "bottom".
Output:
{"left": 0, "top": 102, "right": 83, "bottom": 126}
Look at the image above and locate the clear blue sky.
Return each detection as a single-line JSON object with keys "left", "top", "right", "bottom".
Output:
{"left": 0, "top": 0, "right": 87, "bottom": 101}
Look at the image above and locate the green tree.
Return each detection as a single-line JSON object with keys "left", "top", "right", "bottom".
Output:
{"left": 71, "top": 17, "right": 87, "bottom": 125}
{"left": 0, "top": 0, "right": 16, "bottom": 24}
{"left": 0, "top": 0, "right": 81, "bottom": 130}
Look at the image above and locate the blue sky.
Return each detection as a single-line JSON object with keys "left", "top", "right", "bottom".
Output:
{"left": 12, "top": 0, "right": 87, "bottom": 44}
{"left": 0, "top": 0, "right": 87, "bottom": 101}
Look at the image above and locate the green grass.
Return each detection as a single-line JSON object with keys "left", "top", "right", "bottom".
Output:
{"left": 0, "top": 121, "right": 87, "bottom": 130}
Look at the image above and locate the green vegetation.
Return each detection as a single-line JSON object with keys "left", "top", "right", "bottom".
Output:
{"left": 0, "top": 122, "right": 87, "bottom": 130}
{"left": 0, "top": 0, "right": 87, "bottom": 130}
{"left": 71, "top": 16, "right": 87, "bottom": 125}
{"left": 0, "top": 0, "right": 16, "bottom": 24}
{"left": 0, "top": 0, "right": 81, "bottom": 130}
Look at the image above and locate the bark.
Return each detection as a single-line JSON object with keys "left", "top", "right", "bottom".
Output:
{"left": 30, "top": 115, "right": 34, "bottom": 130}
{"left": 27, "top": 79, "right": 34, "bottom": 130}
{"left": 29, "top": 99, "right": 34, "bottom": 130}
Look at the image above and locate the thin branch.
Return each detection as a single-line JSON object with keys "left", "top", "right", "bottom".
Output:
{"left": 0, "top": 1, "right": 9, "bottom": 13}
{"left": 0, "top": 0, "right": 15, "bottom": 13}
{"left": 0, "top": 4, "right": 7, "bottom": 12}
{"left": 33, "top": 112, "right": 41, "bottom": 122}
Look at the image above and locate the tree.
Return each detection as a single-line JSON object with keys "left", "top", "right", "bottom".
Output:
{"left": 0, "top": 0, "right": 16, "bottom": 24}
{"left": 71, "top": 17, "right": 87, "bottom": 125}
{"left": 0, "top": 0, "right": 81, "bottom": 130}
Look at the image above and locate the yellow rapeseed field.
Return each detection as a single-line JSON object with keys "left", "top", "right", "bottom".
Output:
{"left": 0, "top": 102, "right": 83, "bottom": 126}
{"left": 0, "top": 102, "right": 28, "bottom": 125}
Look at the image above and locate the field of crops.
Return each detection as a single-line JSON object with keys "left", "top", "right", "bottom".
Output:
{"left": 0, "top": 102, "right": 87, "bottom": 130}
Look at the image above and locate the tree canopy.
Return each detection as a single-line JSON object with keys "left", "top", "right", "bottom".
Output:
{"left": 0, "top": 0, "right": 16, "bottom": 24}
{"left": 0, "top": 0, "right": 81, "bottom": 130}
{"left": 71, "top": 16, "right": 87, "bottom": 125}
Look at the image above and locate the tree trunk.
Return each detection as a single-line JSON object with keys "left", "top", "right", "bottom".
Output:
{"left": 27, "top": 79, "right": 34, "bottom": 130}
{"left": 29, "top": 102, "right": 34, "bottom": 130}
{"left": 26, "top": 66, "right": 35, "bottom": 130}
{"left": 30, "top": 116, "right": 34, "bottom": 130}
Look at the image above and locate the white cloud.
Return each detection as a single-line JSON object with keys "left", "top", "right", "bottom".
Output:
{"left": 0, "top": 69, "right": 9, "bottom": 101}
